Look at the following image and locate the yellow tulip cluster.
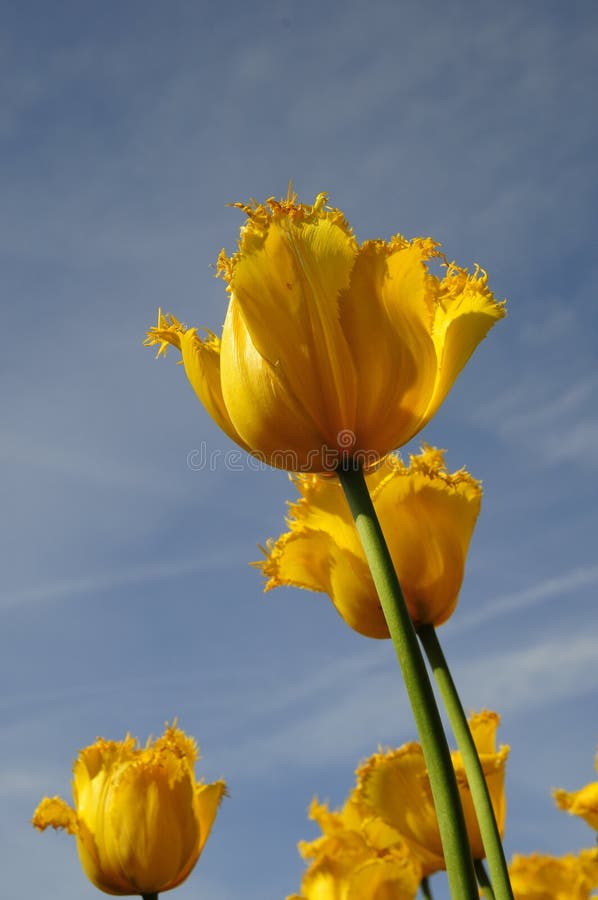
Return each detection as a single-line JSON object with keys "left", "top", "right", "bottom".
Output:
{"left": 31, "top": 189, "right": 596, "bottom": 899}
{"left": 288, "top": 738, "right": 598, "bottom": 899}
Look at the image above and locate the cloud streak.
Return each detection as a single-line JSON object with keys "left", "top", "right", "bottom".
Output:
{"left": 0, "top": 552, "right": 244, "bottom": 611}
{"left": 455, "top": 563, "right": 598, "bottom": 633}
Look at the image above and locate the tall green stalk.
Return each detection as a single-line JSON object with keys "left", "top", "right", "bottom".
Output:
{"left": 420, "top": 876, "right": 435, "bottom": 899}
{"left": 337, "top": 465, "right": 478, "bottom": 899}
{"left": 474, "top": 859, "right": 496, "bottom": 900}
{"left": 418, "top": 624, "right": 513, "bottom": 900}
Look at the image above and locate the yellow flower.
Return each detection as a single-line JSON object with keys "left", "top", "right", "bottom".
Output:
{"left": 288, "top": 794, "right": 421, "bottom": 900}
{"left": 356, "top": 711, "right": 509, "bottom": 876}
{"left": 32, "top": 723, "right": 226, "bottom": 896}
{"left": 145, "top": 190, "right": 504, "bottom": 473}
{"left": 508, "top": 849, "right": 598, "bottom": 899}
{"left": 553, "top": 751, "right": 598, "bottom": 831}
{"left": 257, "top": 445, "right": 482, "bottom": 637}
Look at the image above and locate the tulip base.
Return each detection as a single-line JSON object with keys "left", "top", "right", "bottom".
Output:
{"left": 337, "top": 464, "right": 478, "bottom": 899}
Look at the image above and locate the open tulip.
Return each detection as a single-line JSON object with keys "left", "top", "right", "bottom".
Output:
{"left": 508, "top": 850, "right": 598, "bottom": 899}
{"left": 356, "top": 711, "right": 509, "bottom": 876}
{"left": 257, "top": 445, "right": 482, "bottom": 637}
{"left": 32, "top": 723, "right": 225, "bottom": 897}
{"left": 553, "top": 752, "right": 598, "bottom": 831}
{"left": 288, "top": 795, "right": 421, "bottom": 900}
{"left": 145, "top": 190, "right": 504, "bottom": 472}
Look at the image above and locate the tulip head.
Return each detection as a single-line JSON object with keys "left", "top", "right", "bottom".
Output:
{"left": 146, "top": 191, "right": 504, "bottom": 472}
{"left": 32, "top": 723, "right": 225, "bottom": 896}
{"left": 356, "top": 711, "right": 509, "bottom": 876}
{"left": 289, "top": 794, "right": 421, "bottom": 900}
{"left": 508, "top": 849, "right": 598, "bottom": 900}
{"left": 553, "top": 751, "right": 598, "bottom": 832}
{"left": 258, "top": 445, "right": 482, "bottom": 637}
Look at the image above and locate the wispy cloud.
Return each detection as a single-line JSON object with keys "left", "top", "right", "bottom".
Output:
{"left": 0, "top": 553, "right": 242, "bottom": 611}
{"left": 473, "top": 374, "right": 598, "bottom": 469}
{"left": 0, "top": 771, "right": 48, "bottom": 799}
{"left": 455, "top": 632, "right": 597, "bottom": 716}
{"left": 456, "top": 563, "right": 598, "bottom": 632}
{"left": 212, "top": 627, "right": 597, "bottom": 778}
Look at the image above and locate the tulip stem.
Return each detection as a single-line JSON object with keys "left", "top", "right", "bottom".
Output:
{"left": 474, "top": 859, "right": 496, "bottom": 899}
{"left": 141, "top": 895, "right": 159, "bottom": 900}
{"left": 337, "top": 464, "right": 478, "bottom": 899}
{"left": 420, "top": 876, "right": 435, "bottom": 899}
{"left": 417, "top": 624, "right": 513, "bottom": 900}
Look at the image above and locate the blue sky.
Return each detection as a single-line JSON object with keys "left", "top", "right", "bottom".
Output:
{"left": 2, "top": 1, "right": 598, "bottom": 898}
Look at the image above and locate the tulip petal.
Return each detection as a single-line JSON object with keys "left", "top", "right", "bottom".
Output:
{"left": 357, "top": 744, "right": 444, "bottom": 876}
{"left": 340, "top": 238, "right": 439, "bottom": 455}
{"left": 425, "top": 264, "right": 506, "bottom": 420}
{"left": 221, "top": 297, "right": 333, "bottom": 469}
{"left": 32, "top": 796, "right": 78, "bottom": 835}
{"left": 145, "top": 312, "right": 249, "bottom": 450}
{"left": 348, "top": 856, "right": 421, "bottom": 900}
{"left": 373, "top": 449, "right": 481, "bottom": 626}
{"left": 554, "top": 781, "right": 598, "bottom": 831}
{"left": 328, "top": 544, "right": 389, "bottom": 638}
{"left": 196, "top": 780, "right": 227, "bottom": 854}
{"left": 224, "top": 195, "right": 359, "bottom": 442}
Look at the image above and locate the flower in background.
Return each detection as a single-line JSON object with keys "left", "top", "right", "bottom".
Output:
{"left": 357, "top": 711, "right": 509, "bottom": 876}
{"left": 257, "top": 445, "right": 482, "bottom": 637}
{"left": 287, "top": 793, "right": 421, "bottom": 900}
{"left": 553, "top": 750, "right": 598, "bottom": 831}
{"left": 146, "top": 190, "right": 504, "bottom": 472}
{"left": 508, "top": 849, "right": 598, "bottom": 899}
{"left": 32, "top": 723, "right": 226, "bottom": 896}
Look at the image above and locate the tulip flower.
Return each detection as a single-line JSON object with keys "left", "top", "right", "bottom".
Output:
{"left": 257, "top": 445, "right": 482, "bottom": 637}
{"left": 356, "top": 711, "right": 509, "bottom": 877}
{"left": 288, "top": 795, "right": 421, "bottom": 900}
{"left": 32, "top": 723, "right": 225, "bottom": 897}
{"left": 508, "top": 849, "right": 598, "bottom": 899}
{"left": 146, "top": 190, "right": 504, "bottom": 472}
{"left": 553, "top": 751, "right": 598, "bottom": 831}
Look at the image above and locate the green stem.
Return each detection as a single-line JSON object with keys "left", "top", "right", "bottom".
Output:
{"left": 141, "top": 894, "right": 159, "bottom": 900}
{"left": 474, "top": 859, "right": 496, "bottom": 900}
{"left": 337, "top": 465, "right": 478, "bottom": 899}
{"left": 420, "top": 876, "right": 435, "bottom": 899}
{"left": 418, "top": 624, "right": 513, "bottom": 900}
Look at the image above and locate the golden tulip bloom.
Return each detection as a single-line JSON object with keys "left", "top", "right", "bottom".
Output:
{"left": 258, "top": 445, "right": 482, "bottom": 637}
{"left": 287, "top": 795, "right": 421, "bottom": 900}
{"left": 145, "top": 190, "right": 504, "bottom": 472}
{"left": 508, "top": 849, "right": 598, "bottom": 900}
{"left": 356, "top": 711, "right": 509, "bottom": 876}
{"left": 553, "top": 751, "right": 598, "bottom": 831}
{"left": 32, "top": 723, "right": 226, "bottom": 896}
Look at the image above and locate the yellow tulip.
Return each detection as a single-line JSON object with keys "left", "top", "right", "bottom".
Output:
{"left": 356, "top": 711, "right": 509, "bottom": 876}
{"left": 146, "top": 191, "right": 504, "bottom": 472}
{"left": 32, "top": 723, "right": 226, "bottom": 896}
{"left": 257, "top": 445, "right": 481, "bottom": 637}
{"left": 553, "top": 751, "right": 598, "bottom": 831}
{"left": 508, "top": 849, "right": 598, "bottom": 899}
{"left": 288, "top": 794, "right": 421, "bottom": 900}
